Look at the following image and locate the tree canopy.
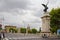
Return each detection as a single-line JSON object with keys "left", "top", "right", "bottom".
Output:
{"left": 9, "top": 28, "right": 18, "bottom": 33}
{"left": 31, "top": 28, "right": 37, "bottom": 34}
{"left": 20, "top": 28, "right": 26, "bottom": 33}
{"left": 50, "top": 8, "right": 60, "bottom": 33}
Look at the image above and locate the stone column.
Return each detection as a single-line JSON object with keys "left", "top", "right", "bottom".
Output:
{"left": 41, "top": 12, "right": 50, "bottom": 36}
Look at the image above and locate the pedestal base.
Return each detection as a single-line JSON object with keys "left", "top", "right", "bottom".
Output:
{"left": 41, "top": 32, "right": 51, "bottom": 37}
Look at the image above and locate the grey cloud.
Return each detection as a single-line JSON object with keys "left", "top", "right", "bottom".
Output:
{"left": 0, "top": 0, "right": 30, "bottom": 12}
{"left": 33, "top": 9, "right": 43, "bottom": 17}
{"left": 49, "top": 0, "right": 58, "bottom": 4}
{"left": 24, "top": 19, "right": 41, "bottom": 23}
{"left": 7, "top": 9, "right": 27, "bottom": 16}
{"left": 0, "top": 0, "right": 60, "bottom": 29}
{"left": 31, "top": 19, "right": 41, "bottom": 23}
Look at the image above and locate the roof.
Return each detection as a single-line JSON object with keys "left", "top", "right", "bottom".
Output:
{"left": 5, "top": 25, "right": 16, "bottom": 28}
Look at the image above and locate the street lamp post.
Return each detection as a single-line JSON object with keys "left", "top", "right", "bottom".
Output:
{"left": 23, "top": 21, "right": 25, "bottom": 36}
{"left": 1, "top": 16, "right": 5, "bottom": 39}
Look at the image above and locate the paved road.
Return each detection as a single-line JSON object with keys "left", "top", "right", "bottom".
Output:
{"left": 4, "top": 33, "right": 60, "bottom": 40}
{"left": 3, "top": 38, "right": 60, "bottom": 40}
{"left": 5, "top": 38, "right": 60, "bottom": 40}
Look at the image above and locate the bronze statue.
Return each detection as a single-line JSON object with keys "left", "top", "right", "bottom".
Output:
{"left": 42, "top": 2, "right": 49, "bottom": 12}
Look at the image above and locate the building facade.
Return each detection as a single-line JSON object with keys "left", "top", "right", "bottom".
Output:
{"left": 5, "top": 25, "right": 16, "bottom": 33}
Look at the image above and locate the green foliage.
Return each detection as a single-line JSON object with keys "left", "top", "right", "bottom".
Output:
{"left": 9, "top": 28, "right": 14, "bottom": 33}
{"left": 50, "top": 26, "right": 57, "bottom": 34}
{"left": 28, "top": 30, "right": 32, "bottom": 33}
{"left": 20, "top": 28, "right": 26, "bottom": 33}
{"left": 14, "top": 29, "right": 18, "bottom": 33}
{"left": 9, "top": 28, "right": 18, "bottom": 33}
{"left": 0, "top": 28, "right": 2, "bottom": 30}
{"left": 50, "top": 8, "right": 60, "bottom": 34}
{"left": 31, "top": 28, "right": 37, "bottom": 34}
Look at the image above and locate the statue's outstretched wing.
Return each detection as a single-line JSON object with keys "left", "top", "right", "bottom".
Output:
{"left": 42, "top": 4, "right": 46, "bottom": 7}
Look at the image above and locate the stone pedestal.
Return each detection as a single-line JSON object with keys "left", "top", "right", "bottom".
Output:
{"left": 41, "top": 12, "right": 51, "bottom": 36}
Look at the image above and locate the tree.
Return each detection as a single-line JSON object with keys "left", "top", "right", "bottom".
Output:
{"left": 28, "top": 29, "right": 32, "bottom": 33}
{"left": 9, "top": 28, "right": 14, "bottom": 33}
{"left": 0, "top": 28, "right": 2, "bottom": 30}
{"left": 0, "top": 24, "right": 2, "bottom": 31}
{"left": 31, "top": 28, "right": 37, "bottom": 34}
{"left": 9, "top": 28, "right": 18, "bottom": 33}
{"left": 20, "top": 28, "right": 26, "bottom": 33}
{"left": 13, "top": 29, "right": 18, "bottom": 33}
{"left": 50, "top": 8, "right": 60, "bottom": 34}
{"left": 50, "top": 26, "right": 57, "bottom": 34}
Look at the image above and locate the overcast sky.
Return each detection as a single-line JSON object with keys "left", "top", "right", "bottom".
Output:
{"left": 0, "top": 0, "right": 60, "bottom": 29}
